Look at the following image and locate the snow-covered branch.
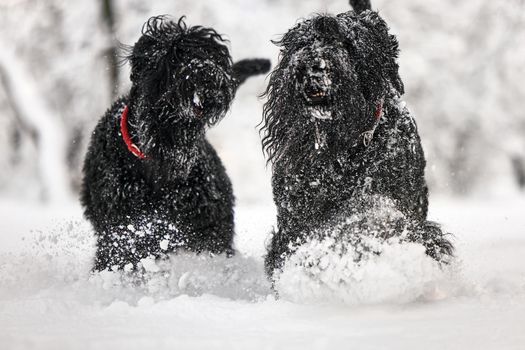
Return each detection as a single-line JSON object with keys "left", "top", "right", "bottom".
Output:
{"left": 0, "top": 47, "right": 71, "bottom": 202}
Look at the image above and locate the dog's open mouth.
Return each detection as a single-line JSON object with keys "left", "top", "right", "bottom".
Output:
{"left": 303, "top": 72, "right": 331, "bottom": 105}
{"left": 304, "top": 86, "right": 330, "bottom": 105}
{"left": 301, "top": 57, "right": 332, "bottom": 105}
{"left": 192, "top": 92, "right": 205, "bottom": 118}
{"left": 305, "top": 88, "right": 328, "bottom": 104}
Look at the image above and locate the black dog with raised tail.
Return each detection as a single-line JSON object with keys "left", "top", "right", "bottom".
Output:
{"left": 81, "top": 16, "right": 270, "bottom": 271}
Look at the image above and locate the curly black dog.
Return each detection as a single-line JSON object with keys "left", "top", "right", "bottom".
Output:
{"left": 261, "top": 0, "right": 453, "bottom": 280}
{"left": 81, "top": 16, "right": 270, "bottom": 271}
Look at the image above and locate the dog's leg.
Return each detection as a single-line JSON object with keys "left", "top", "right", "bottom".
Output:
{"left": 92, "top": 227, "right": 142, "bottom": 271}
{"left": 190, "top": 218, "right": 235, "bottom": 256}
{"left": 92, "top": 219, "right": 171, "bottom": 272}
{"left": 410, "top": 221, "right": 455, "bottom": 264}
{"left": 265, "top": 228, "right": 287, "bottom": 279}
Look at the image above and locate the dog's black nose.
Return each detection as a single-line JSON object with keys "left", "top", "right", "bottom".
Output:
{"left": 311, "top": 57, "right": 327, "bottom": 73}
{"left": 313, "top": 16, "right": 340, "bottom": 38}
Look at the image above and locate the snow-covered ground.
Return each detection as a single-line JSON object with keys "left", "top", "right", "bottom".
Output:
{"left": 1, "top": 197, "right": 524, "bottom": 349}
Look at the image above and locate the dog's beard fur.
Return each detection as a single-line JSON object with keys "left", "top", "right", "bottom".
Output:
{"left": 125, "top": 16, "right": 235, "bottom": 180}
{"left": 261, "top": 12, "right": 404, "bottom": 172}
{"left": 262, "top": 45, "right": 375, "bottom": 171}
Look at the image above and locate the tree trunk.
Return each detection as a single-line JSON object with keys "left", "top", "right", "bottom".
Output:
{"left": 101, "top": 0, "right": 119, "bottom": 100}
{"left": 0, "top": 48, "right": 71, "bottom": 203}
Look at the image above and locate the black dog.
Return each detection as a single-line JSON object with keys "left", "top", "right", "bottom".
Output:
{"left": 81, "top": 16, "right": 270, "bottom": 271}
{"left": 261, "top": 1, "right": 453, "bottom": 279}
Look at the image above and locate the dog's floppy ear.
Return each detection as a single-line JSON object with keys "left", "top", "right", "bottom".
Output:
{"left": 349, "top": 0, "right": 372, "bottom": 14}
{"left": 128, "top": 36, "right": 158, "bottom": 84}
{"left": 128, "top": 16, "right": 172, "bottom": 82}
{"left": 127, "top": 16, "right": 185, "bottom": 100}
{"left": 128, "top": 35, "right": 176, "bottom": 100}
{"left": 232, "top": 58, "right": 271, "bottom": 87}
{"left": 349, "top": 11, "right": 404, "bottom": 99}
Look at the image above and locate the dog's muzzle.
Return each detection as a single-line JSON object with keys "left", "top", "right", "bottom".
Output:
{"left": 180, "top": 59, "right": 234, "bottom": 123}
{"left": 302, "top": 58, "right": 331, "bottom": 105}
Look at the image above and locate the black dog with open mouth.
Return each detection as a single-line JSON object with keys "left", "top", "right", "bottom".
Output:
{"left": 81, "top": 16, "right": 270, "bottom": 271}
{"left": 261, "top": 1, "right": 453, "bottom": 280}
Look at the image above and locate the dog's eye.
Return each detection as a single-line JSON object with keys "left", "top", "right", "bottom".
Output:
{"left": 192, "top": 92, "right": 204, "bottom": 118}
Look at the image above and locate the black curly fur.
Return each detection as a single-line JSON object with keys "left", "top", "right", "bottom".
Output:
{"left": 81, "top": 16, "right": 269, "bottom": 271}
{"left": 261, "top": 11, "right": 453, "bottom": 278}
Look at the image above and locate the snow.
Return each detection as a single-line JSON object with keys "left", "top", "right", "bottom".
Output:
{"left": 310, "top": 107, "right": 332, "bottom": 120}
{"left": 276, "top": 240, "right": 446, "bottom": 305}
{"left": 1, "top": 197, "right": 524, "bottom": 349}
{"left": 193, "top": 92, "right": 202, "bottom": 108}
{"left": 159, "top": 239, "right": 169, "bottom": 251}
{"left": 1, "top": 1, "right": 524, "bottom": 348}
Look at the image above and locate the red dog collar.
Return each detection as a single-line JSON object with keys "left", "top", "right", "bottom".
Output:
{"left": 120, "top": 105, "right": 147, "bottom": 159}
{"left": 362, "top": 98, "right": 385, "bottom": 147}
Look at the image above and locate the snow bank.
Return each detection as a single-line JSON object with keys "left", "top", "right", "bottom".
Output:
{"left": 92, "top": 252, "right": 270, "bottom": 303}
{"left": 0, "top": 198, "right": 521, "bottom": 308}
{"left": 276, "top": 240, "right": 450, "bottom": 305}
{"left": 0, "top": 198, "right": 524, "bottom": 349}
{"left": 0, "top": 219, "right": 270, "bottom": 305}
{"left": 273, "top": 196, "right": 454, "bottom": 304}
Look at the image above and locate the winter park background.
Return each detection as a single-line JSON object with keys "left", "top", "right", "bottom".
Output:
{"left": 1, "top": 0, "right": 524, "bottom": 349}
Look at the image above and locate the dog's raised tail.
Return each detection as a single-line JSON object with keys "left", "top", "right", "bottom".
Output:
{"left": 232, "top": 58, "right": 271, "bottom": 87}
{"left": 349, "top": 0, "right": 372, "bottom": 13}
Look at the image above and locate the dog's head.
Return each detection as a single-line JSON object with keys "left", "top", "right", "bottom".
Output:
{"left": 262, "top": 11, "right": 403, "bottom": 167}
{"left": 126, "top": 16, "right": 234, "bottom": 163}
{"left": 124, "top": 16, "right": 236, "bottom": 176}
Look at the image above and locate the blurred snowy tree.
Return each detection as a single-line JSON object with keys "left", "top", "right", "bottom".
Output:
{"left": 0, "top": 0, "right": 524, "bottom": 202}
{"left": 377, "top": 0, "right": 525, "bottom": 194}
{"left": 0, "top": 0, "right": 109, "bottom": 201}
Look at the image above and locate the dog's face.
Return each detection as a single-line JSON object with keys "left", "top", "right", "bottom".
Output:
{"left": 127, "top": 17, "right": 235, "bottom": 163}
{"left": 262, "top": 11, "right": 404, "bottom": 167}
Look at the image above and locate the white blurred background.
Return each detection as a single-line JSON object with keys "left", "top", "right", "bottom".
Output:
{"left": 1, "top": 0, "right": 524, "bottom": 206}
